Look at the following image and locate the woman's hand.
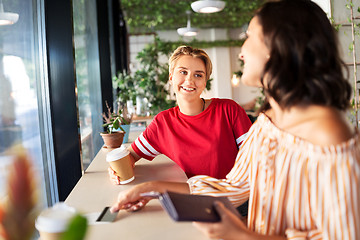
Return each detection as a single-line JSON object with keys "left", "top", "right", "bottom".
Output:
{"left": 110, "top": 181, "right": 190, "bottom": 213}
{"left": 108, "top": 167, "right": 121, "bottom": 185}
{"left": 110, "top": 182, "right": 154, "bottom": 213}
{"left": 193, "top": 201, "right": 249, "bottom": 240}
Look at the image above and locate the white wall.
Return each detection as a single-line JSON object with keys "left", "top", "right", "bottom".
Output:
{"left": 129, "top": 28, "right": 260, "bottom": 106}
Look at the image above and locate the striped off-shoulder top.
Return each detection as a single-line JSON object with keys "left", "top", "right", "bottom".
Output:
{"left": 188, "top": 113, "right": 360, "bottom": 240}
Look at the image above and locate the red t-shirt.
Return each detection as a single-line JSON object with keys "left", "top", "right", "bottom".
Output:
{"left": 131, "top": 98, "right": 252, "bottom": 179}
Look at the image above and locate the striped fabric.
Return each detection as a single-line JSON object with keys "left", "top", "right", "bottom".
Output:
{"left": 188, "top": 113, "right": 360, "bottom": 240}
{"left": 134, "top": 132, "right": 161, "bottom": 158}
{"left": 236, "top": 132, "right": 248, "bottom": 146}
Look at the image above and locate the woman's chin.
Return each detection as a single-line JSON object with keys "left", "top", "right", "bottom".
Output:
{"left": 176, "top": 92, "right": 201, "bottom": 101}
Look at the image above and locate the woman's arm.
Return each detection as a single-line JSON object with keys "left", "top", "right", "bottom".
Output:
{"left": 128, "top": 145, "right": 141, "bottom": 164}
{"left": 110, "top": 181, "right": 190, "bottom": 212}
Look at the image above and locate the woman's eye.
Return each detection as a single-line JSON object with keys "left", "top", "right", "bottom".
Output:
{"left": 180, "top": 70, "right": 187, "bottom": 75}
{"left": 195, "top": 74, "right": 203, "bottom": 78}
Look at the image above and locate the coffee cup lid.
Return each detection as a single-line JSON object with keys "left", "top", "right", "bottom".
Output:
{"left": 35, "top": 202, "right": 77, "bottom": 233}
{"left": 106, "top": 145, "right": 130, "bottom": 162}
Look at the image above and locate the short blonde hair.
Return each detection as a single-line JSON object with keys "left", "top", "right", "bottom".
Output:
{"left": 168, "top": 46, "right": 212, "bottom": 81}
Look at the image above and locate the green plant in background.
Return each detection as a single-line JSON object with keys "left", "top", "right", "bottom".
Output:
{"left": 331, "top": 1, "right": 359, "bottom": 128}
{"left": 113, "top": 38, "right": 175, "bottom": 116}
{"left": 233, "top": 57, "right": 244, "bottom": 79}
{"left": 119, "top": 0, "right": 264, "bottom": 34}
{"left": 113, "top": 70, "right": 137, "bottom": 104}
{"left": 335, "top": 1, "right": 360, "bottom": 128}
{"left": 102, "top": 102, "right": 128, "bottom": 133}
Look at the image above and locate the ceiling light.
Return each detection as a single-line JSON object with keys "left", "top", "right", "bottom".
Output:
{"left": 191, "top": 0, "right": 226, "bottom": 14}
{"left": 177, "top": 11, "right": 198, "bottom": 36}
{"left": 0, "top": 0, "right": 19, "bottom": 26}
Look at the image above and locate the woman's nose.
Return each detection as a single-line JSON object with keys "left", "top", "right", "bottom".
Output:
{"left": 184, "top": 74, "right": 193, "bottom": 82}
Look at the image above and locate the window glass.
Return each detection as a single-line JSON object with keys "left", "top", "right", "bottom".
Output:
{"left": 72, "top": 0, "right": 103, "bottom": 171}
{"left": 0, "top": 0, "right": 56, "bottom": 208}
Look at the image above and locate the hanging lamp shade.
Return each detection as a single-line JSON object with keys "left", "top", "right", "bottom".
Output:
{"left": 177, "top": 11, "right": 198, "bottom": 36}
{"left": 0, "top": 0, "right": 19, "bottom": 26}
{"left": 191, "top": 0, "right": 226, "bottom": 14}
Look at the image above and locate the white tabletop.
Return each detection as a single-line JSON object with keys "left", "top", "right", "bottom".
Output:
{"left": 65, "top": 140, "right": 208, "bottom": 240}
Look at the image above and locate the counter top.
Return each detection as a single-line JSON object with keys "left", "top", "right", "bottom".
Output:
{"left": 65, "top": 142, "right": 208, "bottom": 240}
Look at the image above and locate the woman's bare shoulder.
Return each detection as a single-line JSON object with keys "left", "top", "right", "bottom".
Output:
{"left": 298, "top": 109, "right": 355, "bottom": 146}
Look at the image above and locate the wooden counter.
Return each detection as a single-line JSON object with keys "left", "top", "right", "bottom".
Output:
{"left": 65, "top": 141, "right": 208, "bottom": 240}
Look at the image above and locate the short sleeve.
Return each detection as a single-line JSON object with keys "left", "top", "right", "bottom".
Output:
{"left": 131, "top": 117, "right": 162, "bottom": 160}
{"left": 230, "top": 102, "right": 252, "bottom": 147}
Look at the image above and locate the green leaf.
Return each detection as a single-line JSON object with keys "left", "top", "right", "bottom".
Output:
{"left": 349, "top": 42, "right": 354, "bottom": 51}
{"left": 60, "top": 214, "right": 87, "bottom": 240}
{"left": 113, "top": 118, "right": 120, "bottom": 129}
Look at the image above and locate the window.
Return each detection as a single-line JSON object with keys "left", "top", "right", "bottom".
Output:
{"left": 72, "top": 0, "right": 103, "bottom": 171}
{"left": 0, "top": 0, "right": 57, "bottom": 207}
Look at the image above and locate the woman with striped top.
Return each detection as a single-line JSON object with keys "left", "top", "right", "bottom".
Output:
{"left": 111, "top": 0, "right": 359, "bottom": 238}
{"left": 191, "top": 0, "right": 360, "bottom": 239}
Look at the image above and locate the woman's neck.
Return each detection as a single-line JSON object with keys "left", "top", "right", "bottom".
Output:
{"left": 267, "top": 98, "right": 321, "bottom": 129}
{"left": 267, "top": 98, "right": 354, "bottom": 145}
{"left": 178, "top": 98, "right": 205, "bottom": 116}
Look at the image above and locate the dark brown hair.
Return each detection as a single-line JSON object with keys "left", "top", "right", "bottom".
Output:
{"left": 256, "top": 0, "right": 351, "bottom": 111}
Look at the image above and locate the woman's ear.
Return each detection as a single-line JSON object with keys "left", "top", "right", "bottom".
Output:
{"left": 169, "top": 72, "right": 173, "bottom": 83}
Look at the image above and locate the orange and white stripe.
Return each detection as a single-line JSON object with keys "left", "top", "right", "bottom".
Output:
{"left": 188, "top": 113, "right": 360, "bottom": 240}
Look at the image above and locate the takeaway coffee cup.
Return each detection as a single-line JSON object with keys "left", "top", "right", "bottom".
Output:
{"left": 106, "top": 145, "right": 135, "bottom": 184}
{"left": 35, "top": 202, "right": 76, "bottom": 240}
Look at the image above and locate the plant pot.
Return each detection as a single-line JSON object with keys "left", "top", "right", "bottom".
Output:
{"left": 100, "top": 131, "right": 125, "bottom": 148}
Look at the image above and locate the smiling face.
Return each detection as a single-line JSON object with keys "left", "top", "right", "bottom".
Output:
{"left": 169, "top": 55, "right": 207, "bottom": 102}
{"left": 239, "top": 16, "right": 270, "bottom": 88}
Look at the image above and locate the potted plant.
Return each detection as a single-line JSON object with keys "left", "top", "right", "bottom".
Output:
{"left": 100, "top": 102, "right": 129, "bottom": 149}
{"left": 113, "top": 71, "right": 136, "bottom": 143}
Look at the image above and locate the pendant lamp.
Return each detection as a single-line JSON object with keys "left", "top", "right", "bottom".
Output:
{"left": 0, "top": 0, "right": 19, "bottom": 26}
{"left": 177, "top": 11, "right": 198, "bottom": 37}
{"left": 191, "top": 0, "right": 226, "bottom": 14}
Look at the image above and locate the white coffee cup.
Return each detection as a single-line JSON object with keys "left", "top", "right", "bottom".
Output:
{"left": 106, "top": 145, "right": 135, "bottom": 184}
{"left": 35, "top": 202, "right": 76, "bottom": 240}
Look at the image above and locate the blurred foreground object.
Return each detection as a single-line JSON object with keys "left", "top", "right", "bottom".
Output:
{"left": 35, "top": 202, "right": 87, "bottom": 240}
{"left": 0, "top": 146, "right": 37, "bottom": 240}
{"left": 60, "top": 214, "right": 87, "bottom": 240}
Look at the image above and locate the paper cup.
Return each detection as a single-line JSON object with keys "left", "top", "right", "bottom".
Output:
{"left": 106, "top": 146, "right": 135, "bottom": 184}
{"left": 35, "top": 203, "right": 76, "bottom": 240}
